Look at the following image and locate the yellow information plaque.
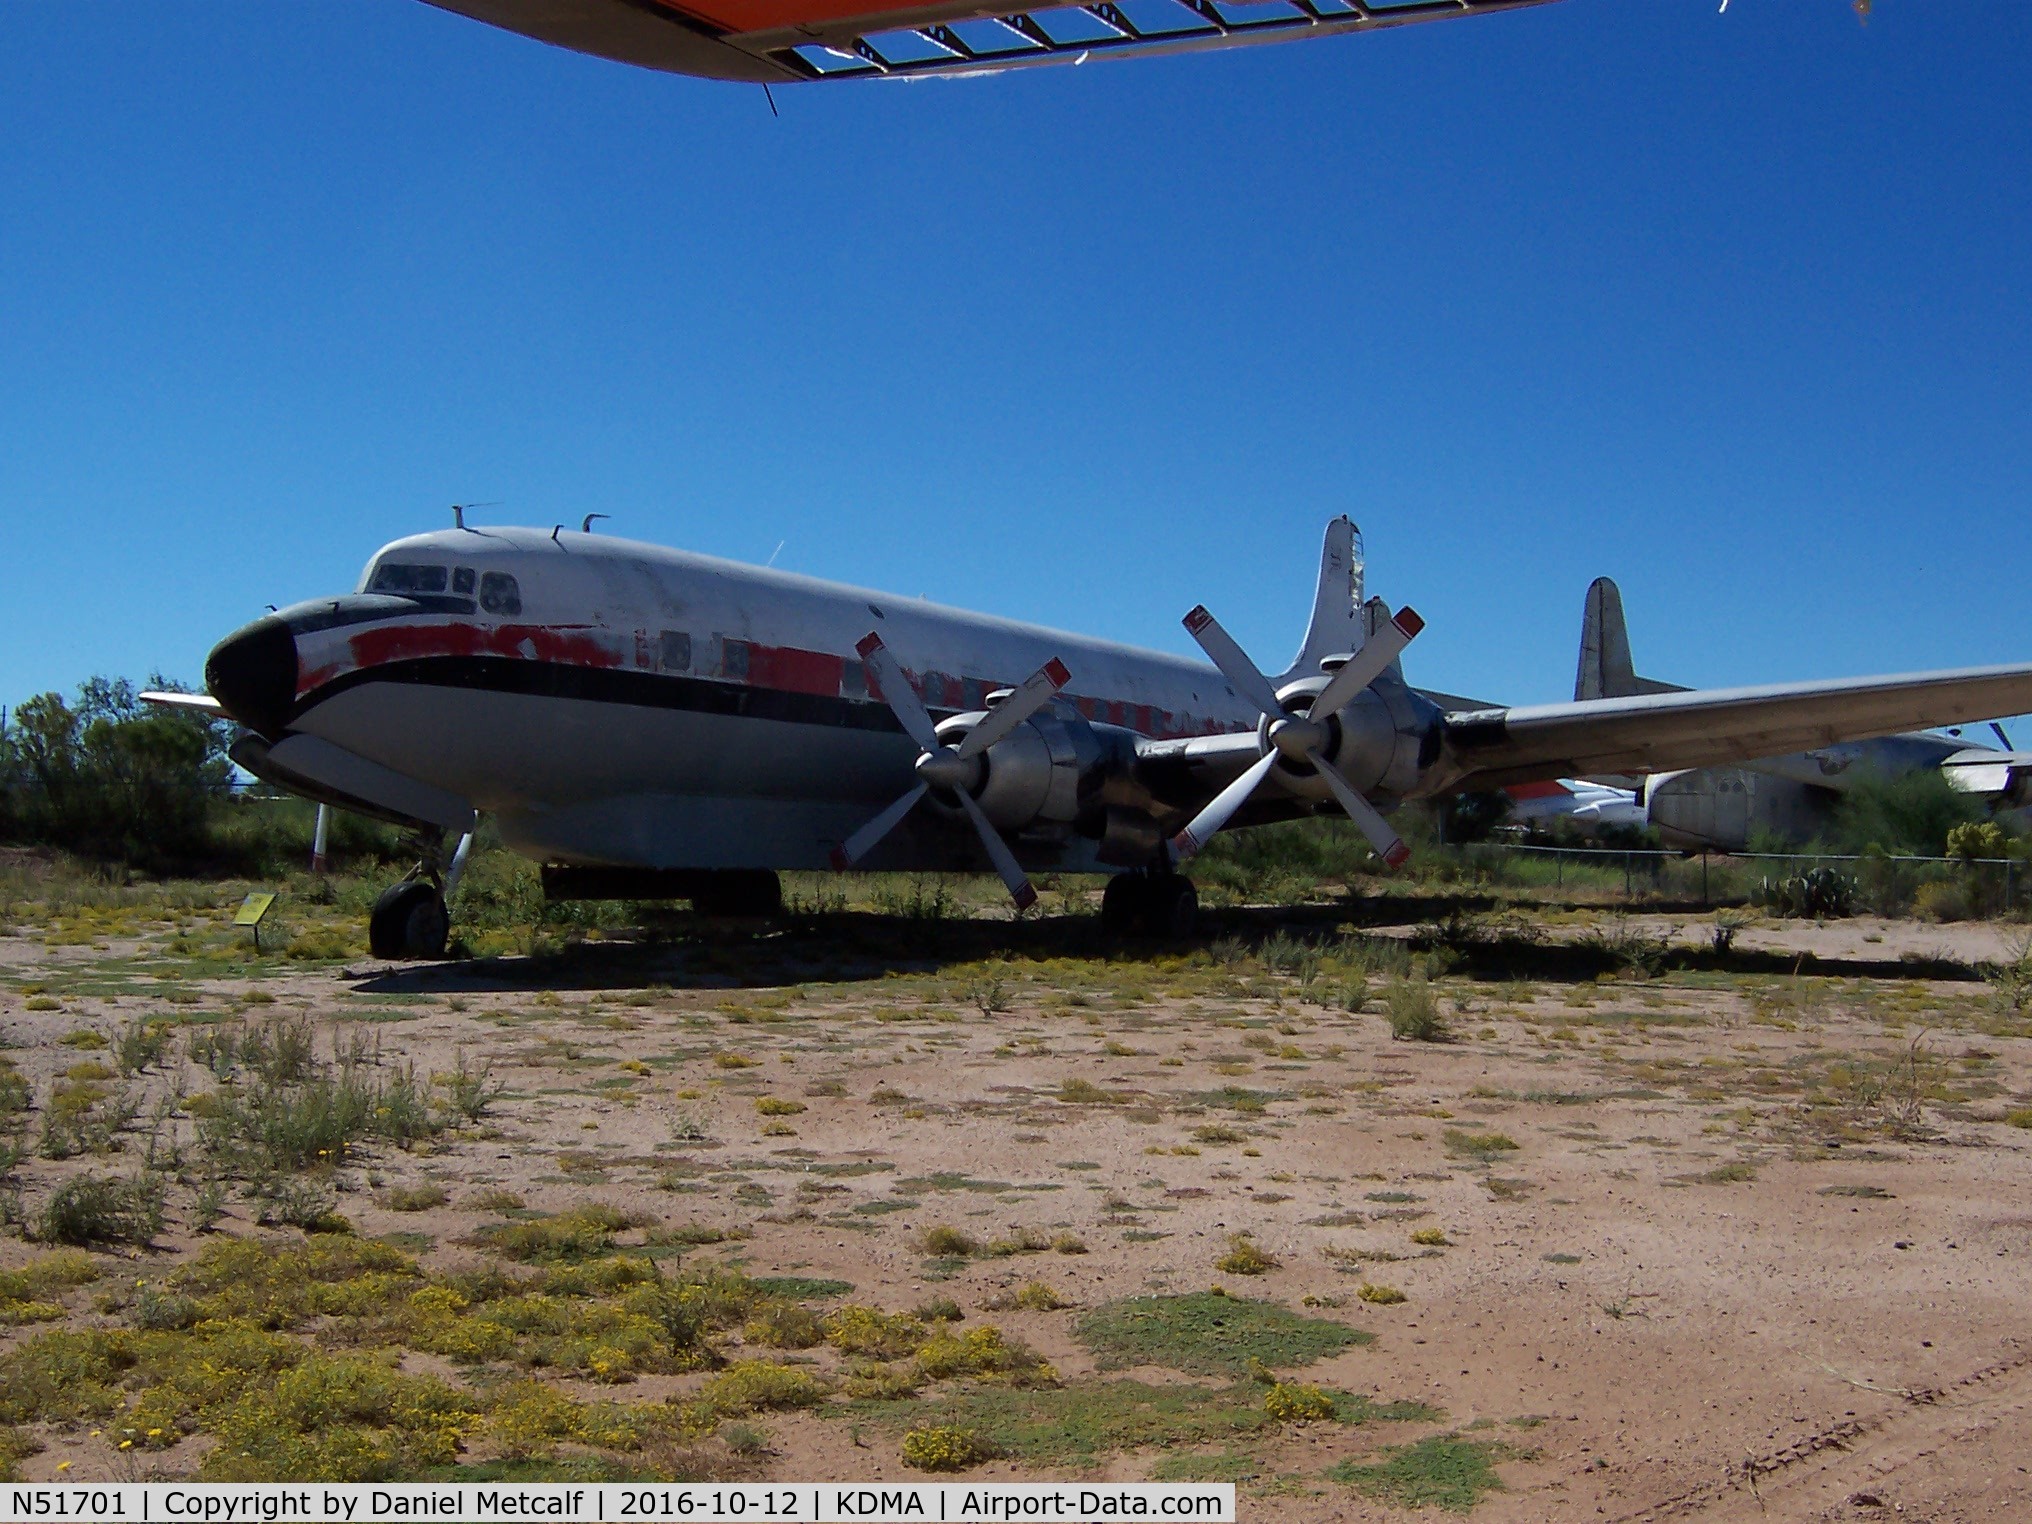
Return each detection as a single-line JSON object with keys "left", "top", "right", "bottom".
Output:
{"left": 233, "top": 892, "right": 276, "bottom": 926}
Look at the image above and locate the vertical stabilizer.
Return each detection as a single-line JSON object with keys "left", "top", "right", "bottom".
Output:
{"left": 1281, "top": 516, "right": 1366, "bottom": 683}
{"left": 1575, "top": 577, "right": 1685, "bottom": 700}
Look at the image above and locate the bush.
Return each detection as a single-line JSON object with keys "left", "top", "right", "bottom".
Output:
{"left": 36, "top": 1173, "right": 165, "bottom": 1245}
{"left": 1264, "top": 1382, "right": 1336, "bottom": 1422}
{"left": 901, "top": 1425, "right": 998, "bottom": 1472}
{"left": 1383, "top": 980, "right": 1449, "bottom": 1042}
{"left": 920, "top": 1226, "right": 982, "bottom": 1259}
{"left": 1215, "top": 1233, "right": 1278, "bottom": 1276}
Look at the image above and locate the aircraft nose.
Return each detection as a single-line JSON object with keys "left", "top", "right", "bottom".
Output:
{"left": 204, "top": 615, "right": 298, "bottom": 737}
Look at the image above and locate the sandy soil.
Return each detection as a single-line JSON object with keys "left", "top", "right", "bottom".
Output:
{"left": 2, "top": 904, "right": 2030, "bottom": 1522}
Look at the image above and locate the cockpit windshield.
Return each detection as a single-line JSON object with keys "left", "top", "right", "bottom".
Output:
{"left": 369, "top": 562, "right": 450, "bottom": 596}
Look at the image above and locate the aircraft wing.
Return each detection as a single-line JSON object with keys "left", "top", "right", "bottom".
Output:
{"left": 1431, "top": 664, "right": 2032, "bottom": 794}
{"left": 424, "top": 0, "right": 1558, "bottom": 84}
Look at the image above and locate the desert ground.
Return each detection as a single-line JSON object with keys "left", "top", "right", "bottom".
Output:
{"left": 3, "top": 872, "right": 2031, "bottom": 1522}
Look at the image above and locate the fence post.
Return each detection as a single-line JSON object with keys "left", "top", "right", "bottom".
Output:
{"left": 1625, "top": 852, "right": 1632, "bottom": 899}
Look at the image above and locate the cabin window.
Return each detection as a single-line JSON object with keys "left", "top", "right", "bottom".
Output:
{"left": 660, "top": 631, "right": 691, "bottom": 674}
{"left": 720, "top": 638, "right": 750, "bottom": 682}
{"left": 370, "top": 563, "right": 449, "bottom": 595}
{"left": 452, "top": 567, "right": 476, "bottom": 596}
{"left": 961, "top": 678, "right": 986, "bottom": 711}
{"left": 479, "top": 572, "right": 522, "bottom": 616}
{"left": 841, "top": 659, "right": 867, "bottom": 700}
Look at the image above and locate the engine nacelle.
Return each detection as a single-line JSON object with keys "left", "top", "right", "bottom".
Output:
{"left": 1264, "top": 676, "right": 1431, "bottom": 801}
{"left": 924, "top": 706, "right": 1107, "bottom": 833}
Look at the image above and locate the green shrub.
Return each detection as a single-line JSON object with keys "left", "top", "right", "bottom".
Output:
{"left": 1383, "top": 980, "right": 1449, "bottom": 1042}
{"left": 36, "top": 1173, "right": 164, "bottom": 1245}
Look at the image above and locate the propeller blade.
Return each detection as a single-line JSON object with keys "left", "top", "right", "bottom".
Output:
{"left": 1182, "top": 605, "right": 1285, "bottom": 719}
{"left": 954, "top": 787, "right": 1038, "bottom": 911}
{"left": 1310, "top": 753, "right": 1411, "bottom": 869}
{"left": 1993, "top": 721, "right": 2015, "bottom": 751}
{"left": 1170, "top": 749, "right": 1280, "bottom": 863}
{"left": 955, "top": 657, "right": 1072, "bottom": 760}
{"left": 831, "top": 783, "right": 929, "bottom": 870}
{"left": 856, "top": 633, "right": 940, "bottom": 752}
{"left": 1305, "top": 606, "right": 1425, "bottom": 722}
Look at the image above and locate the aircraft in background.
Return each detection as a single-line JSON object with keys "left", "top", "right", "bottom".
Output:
{"left": 1568, "top": 577, "right": 2032, "bottom": 852}
{"left": 146, "top": 515, "right": 2032, "bottom": 959}
{"left": 423, "top": 0, "right": 1557, "bottom": 85}
{"left": 1501, "top": 776, "right": 1645, "bottom": 836}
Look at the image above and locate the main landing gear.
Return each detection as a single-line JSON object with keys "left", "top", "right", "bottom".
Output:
{"left": 369, "top": 828, "right": 473, "bottom": 961}
{"left": 1100, "top": 870, "right": 1199, "bottom": 940}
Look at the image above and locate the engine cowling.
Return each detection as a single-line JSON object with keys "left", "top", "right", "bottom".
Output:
{"left": 923, "top": 705, "right": 1106, "bottom": 833}
{"left": 1261, "top": 675, "right": 1430, "bottom": 802}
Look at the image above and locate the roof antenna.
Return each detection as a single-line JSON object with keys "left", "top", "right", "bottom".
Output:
{"left": 763, "top": 83, "right": 780, "bottom": 118}
{"left": 452, "top": 504, "right": 464, "bottom": 529}
{"left": 551, "top": 524, "right": 563, "bottom": 543}
{"left": 582, "top": 513, "right": 610, "bottom": 533}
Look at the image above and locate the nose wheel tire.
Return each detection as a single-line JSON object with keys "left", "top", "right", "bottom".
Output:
{"left": 1101, "top": 873, "right": 1199, "bottom": 940}
{"left": 369, "top": 882, "right": 450, "bottom": 960}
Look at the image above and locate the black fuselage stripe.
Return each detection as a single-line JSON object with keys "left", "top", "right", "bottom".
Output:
{"left": 293, "top": 656, "right": 928, "bottom": 735}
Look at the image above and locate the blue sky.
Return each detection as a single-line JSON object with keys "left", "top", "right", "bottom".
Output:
{"left": 2, "top": 1, "right": 2028, "bottom": 719}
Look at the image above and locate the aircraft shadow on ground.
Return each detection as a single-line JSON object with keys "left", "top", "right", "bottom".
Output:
{"left": 345, "top": 898, "right": 1987, "bottom": 995}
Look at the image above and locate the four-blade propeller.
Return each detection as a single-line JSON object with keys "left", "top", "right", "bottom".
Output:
{"left": 1170, "top": 603, "right": 1424, "bottom": 868}
{"left": 830, "top": 632, "right": 1070, "bottom": 911}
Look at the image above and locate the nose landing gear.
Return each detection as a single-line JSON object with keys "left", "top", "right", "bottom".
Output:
{"left": 1100, "top": 870, "right": 1199, "bottom": 940}
{"left": 369, "top": 827, "right": 472, "bottom": 961}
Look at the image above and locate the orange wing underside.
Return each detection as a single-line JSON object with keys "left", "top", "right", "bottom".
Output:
{"left": 649, "top": 0, "right": 876, "bottom": 35}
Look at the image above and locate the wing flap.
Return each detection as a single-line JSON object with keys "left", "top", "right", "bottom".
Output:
{"left": 1435, "top": 664, "right": 2032, "bottom": 793}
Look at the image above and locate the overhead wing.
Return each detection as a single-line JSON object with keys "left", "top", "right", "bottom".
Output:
{"left": 1431, "top": 664, "right": 2032, "bottom": 794}
{"left": 423, "top": 0, "right": 1559, "bottom": 84}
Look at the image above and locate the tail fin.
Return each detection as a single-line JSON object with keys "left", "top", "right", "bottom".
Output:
{"left": 1281, "top": 516, "right": 1365, "bottom": 682}
{"left": 1574, "top": 577, "right": 1686, "bottom": 701}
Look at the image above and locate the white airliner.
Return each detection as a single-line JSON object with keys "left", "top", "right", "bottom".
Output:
{"left": 147, "top": 515, "right": 2032, "bottom": 958}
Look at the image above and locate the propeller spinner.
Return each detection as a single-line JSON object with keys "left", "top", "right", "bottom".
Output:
{"left": 830, "top": 632, "right": 1071, "bottom": 911}
{"left": 1171, "top": 603, "right": 1424, "bottom": 868}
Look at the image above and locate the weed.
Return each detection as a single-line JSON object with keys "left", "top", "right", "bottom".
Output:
{"left": 114, "top": 1017, "right": 175, "bottom": 1075}
{"left": 1409, "top": 1228, "right": 1450, "bottom": 1247}
{"left": 692, "top": 1361, "right": 832, "bottom": 1421}
{"left": 985, "top": 1282, "right": 1067, "bottom": 1312}
{"left": 912, "top": 1326, "right": 1055, "bottom": 1385}
{"left": 476, "top": 1205, "right": 648, "bottom": 1264}
{"left": 1263, "top": 1382, "right": 1336, "bottom": 1422}
{"left": 383, "top": 1184, "right": 450, "bottom": 1212}
{"left": 1076, "top": 1292, "right": 1367, "bottom": 1377}
{"left": 36, "top": 1172, "right": 165, "bottom": 1245}
{"left": 1057, "top": 1078, "right": 1123, "bottom": 1105}
{"left": 743, "top": 1301, "right": 825, "bottom": 1349}
{"left": 755, "top": 1097, "right": 807, "bottom": 1117}
{"left": 1329, "top": 1434, "right": 1513, "bottom": 1511}
{"left": 1215, "top": 1233, "right": 1278, "bottom": 1276}
{"left": 1356, "top": 1283, "right": 1407, "bottom": 1305}
{"left": 439, "top": 1052, "right": 504, "bottom": 1122}
{"left": 920, "top": 1226, "right": 982, "bottom": 1259}
{"left": 1443, "top": 1128, "right": 1520, "bottom": 1160}
{"left": 902, "top": 1424, "right": 998, "bottom": 1471}
{"left": 1383, "top": 980, "right": 1450, "bottom": 1042}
